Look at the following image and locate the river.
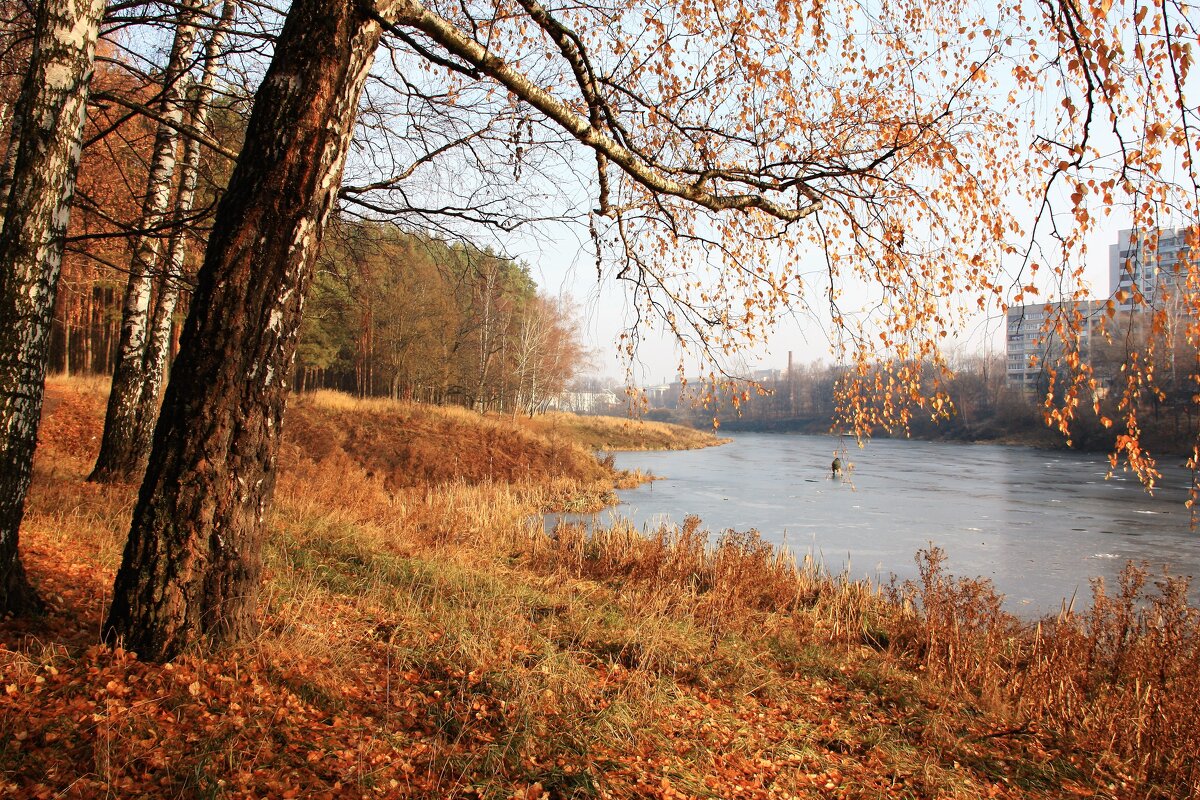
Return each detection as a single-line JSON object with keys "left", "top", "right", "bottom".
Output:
{"left": 567, "top": 434, "right": 1200, "bottom": 614}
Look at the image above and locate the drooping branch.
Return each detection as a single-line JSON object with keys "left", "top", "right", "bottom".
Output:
{"left": 383, "top": 0, "right": 822, "bottom": 223}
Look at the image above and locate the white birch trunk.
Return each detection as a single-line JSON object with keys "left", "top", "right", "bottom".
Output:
{"left": 91, "top": 0, "right": 202, "bottom": 482}
{"left": 0, "top": 0, "right": 104, "bottom": 613}
{"left": 0, "top": 91, "right": 22, "bottom": 216}
{"left": 130, "top": 0, "right": 237, "bottom": 467}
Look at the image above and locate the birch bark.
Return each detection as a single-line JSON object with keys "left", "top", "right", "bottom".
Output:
{"left": 90, "top": 0, "right": 202, "bottom": 483}
{"left": 0, "top": 0, "right": 104, "bottom": 613}
{"left": 128, "top": 0, "right": 238, "bottom": 473}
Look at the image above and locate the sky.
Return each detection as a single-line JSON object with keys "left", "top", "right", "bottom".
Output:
{"left": 505, "top": 207, "right": 1132, "bottom": 388}
{"left": 426, "top": 1, "right": 1181, "bottom": 390}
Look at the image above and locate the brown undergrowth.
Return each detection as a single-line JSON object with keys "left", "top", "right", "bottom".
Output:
{"left": 516, "top": 411, "right": 729, "bottom": 452}
{"left": 2, "top": 378, "right": 1195, "bottom": 798}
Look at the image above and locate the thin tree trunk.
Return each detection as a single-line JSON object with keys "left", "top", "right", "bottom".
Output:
{"left": 103, "top": 291, "right": 113, "bottom": 372}
{"left": 128, "top": 0, "right": 237, "bottom": 473}
{"left": 105, "top": 0, "right": 387, "bottom": 661}
{"left": 82, "top": 289, "right": 93, "bottom": 372}
{"left": 91, "top": 0, "right": 202, "bottom": 483}
{"left": 0, "top": 0, "right": 104, "bottom": 614}
{"left": 60, "top": 303, "right": 71, "bottom": 376}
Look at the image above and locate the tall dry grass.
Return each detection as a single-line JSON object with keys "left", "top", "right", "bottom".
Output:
{"left": 885, "top": 548, "right": 1200, "bottom": 798}
{"left": 284, "top": 392, "right": 612, "bottom": 491}
{"left": 517, "top": 411, "right": 726, "bottom": 452}
{"left": 19, "top": 377, "right": 1200, "bottom": 797}
{"left": 523, "top": 515, "right": 881, "bottom": 640}
{"left": 520, "top": 514, "right": 1200, "bottom": 795}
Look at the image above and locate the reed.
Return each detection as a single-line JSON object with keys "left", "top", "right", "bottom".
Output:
{"left": 884, "top": 548, "right": 1200, "bottom": 797}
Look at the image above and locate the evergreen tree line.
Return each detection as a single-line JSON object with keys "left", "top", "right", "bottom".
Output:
{"left": 298, "top": 222, "right": 586, "bottom": 413}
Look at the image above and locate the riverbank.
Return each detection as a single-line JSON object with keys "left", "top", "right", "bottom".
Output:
{"left": 685, "top": 406, "right": 1198, "bottom": 458}
{"left": 603, "top": 432, "right": 1200, "bottom": 616}
{"left": 2, "top": 378, "right": 1197, "bottom": 798}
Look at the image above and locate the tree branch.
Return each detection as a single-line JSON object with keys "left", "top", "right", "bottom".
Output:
{"left": 380, "top": 0, "right": 821, "bottom": 223}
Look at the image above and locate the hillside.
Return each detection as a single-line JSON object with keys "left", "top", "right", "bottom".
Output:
{"left": 284, "top": 392, "right": 722, "bottom": 491}
{"left": 2, "top": 378, "right": 1196, "bottom": 799}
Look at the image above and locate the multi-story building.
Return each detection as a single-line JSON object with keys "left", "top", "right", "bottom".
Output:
{"left": 1110, "top": 226, "right": 1198, "bottom": 311}
{"left": 1006, "top": 227, "right": 1196, "bottom": 390}
{"left": 1005, "top": 300, "right": 1105, "bottom": 391}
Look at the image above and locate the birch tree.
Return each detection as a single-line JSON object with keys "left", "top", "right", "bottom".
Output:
{"left": 471, "top": 255, "right": 524, "bottom": 411}
{"left": 103, "top": 0, "right": 1198, "bottom": 659}
{"left": 513, "top": 296, "right": 583, "bottom": 415}
{"left": 0, "top": 0, "right": 104, "bottom": 613}
{"left": 127, "top": 0, "right": 238, "bottom": 472}
{"left": 90, "top": 0, "right": 204, "bottom": 483}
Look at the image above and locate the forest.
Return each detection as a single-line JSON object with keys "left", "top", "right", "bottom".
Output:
{"left": 35, "top": 43, "right": 583, "bottom": 416}
{"left": 299, "top": 224, "right": 584, "bottom": 413}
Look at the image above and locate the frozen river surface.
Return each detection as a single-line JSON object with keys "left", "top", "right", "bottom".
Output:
{"left": 583, "top": 434, "right": 1200, "bottom": 614}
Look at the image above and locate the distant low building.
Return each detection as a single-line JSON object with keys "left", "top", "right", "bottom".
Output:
{"left": 548, "top": 390, "right": 621, "bottom": 413}
{"left": 751, "top": 368, "right": 783, "bottom": 383}
{"left": 643, "top": 383, "right": 675, "bottom": 408}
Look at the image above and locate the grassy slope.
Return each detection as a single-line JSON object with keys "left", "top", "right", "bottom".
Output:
{"left": 1, "top": 379, "right": 1194, "bottom": 799}
{"left": 516, "top": 411, "right": 728, "bottom": 452}
{"left": 286, "top": 392, "right": 612, "bottom": 489}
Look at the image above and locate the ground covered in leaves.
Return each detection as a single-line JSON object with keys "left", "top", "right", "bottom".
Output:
{"left": 0, "top": 380, "right": 1158, "bottom": 798}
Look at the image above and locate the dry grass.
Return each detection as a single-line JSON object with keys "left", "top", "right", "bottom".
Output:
{"left": 285, "top": 391, "right": 610, "bottom": 491}
{"left": 3, "top": 377, "right": 1197, "bottom": 798}
{"left": 516, "top": 411, "right": 727, "bottom": 452}
{"left": 882, "top": 548, "right": 1200, "bottom": 798}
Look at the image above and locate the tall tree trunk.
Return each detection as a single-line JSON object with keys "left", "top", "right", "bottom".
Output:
{"left": 82, "top": 289, "right": 93, "bottom": 372}
{"left": 0, "top": 0, "right": 104, "bottom": 614}
{"left": 105, "top": 0, "right": 386, "bottom": 661}
{"left": 128, "top": 0, "right": 237, "bottom": 473}
{"left": 64, "top": 311, "right": 72, "bottom": 376}
{"left": 90, "top": 0, "right": 202, "bottom": 483}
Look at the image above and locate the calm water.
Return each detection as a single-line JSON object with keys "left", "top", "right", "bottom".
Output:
{"left": 565, "top": 434, "right": 1200, "bottom": 614}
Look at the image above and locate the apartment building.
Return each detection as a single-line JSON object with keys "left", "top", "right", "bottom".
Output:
{"left": 1006, "top": 227, "right": 1196, "bottom": 390}
{"left": 1005, "top": 300, "right": 1106, "bottom": 391}
{"left": 1110, "top": 226, "right": 1198, "bottom": 311}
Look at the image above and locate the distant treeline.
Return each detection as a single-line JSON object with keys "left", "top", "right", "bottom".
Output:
{"left": 297, "top": 222, "right": 585, "bottom": 413}
{"left": 652, "top": 354, "right": 1200, "bottom": 456}
{"left": 48, "top": 211, "right": 585, "bottom": 415}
